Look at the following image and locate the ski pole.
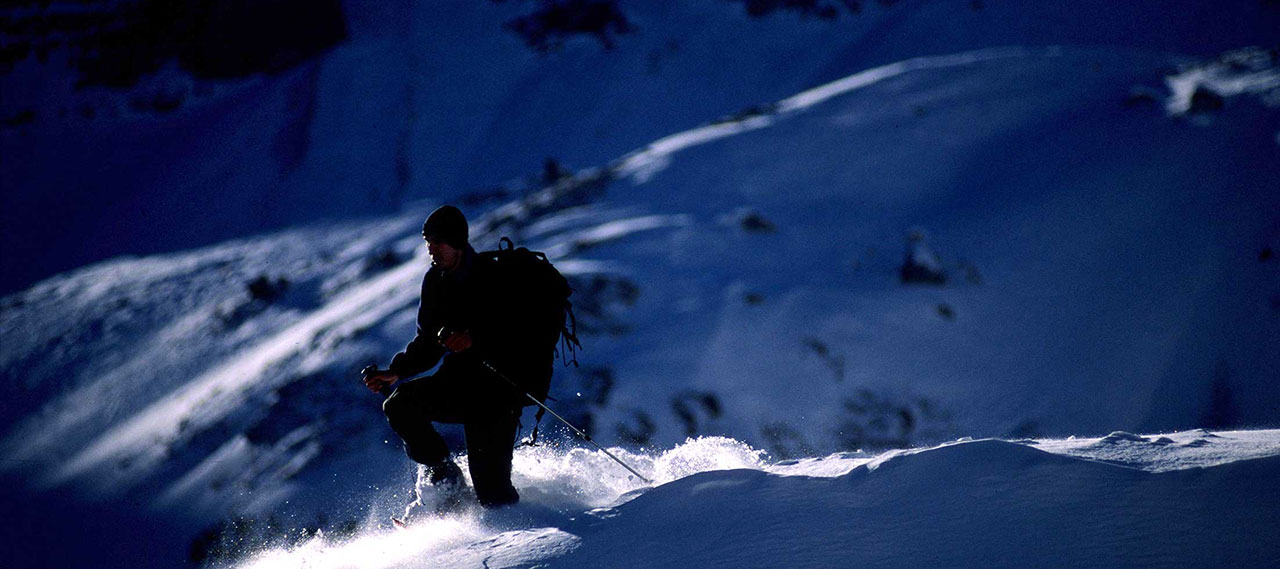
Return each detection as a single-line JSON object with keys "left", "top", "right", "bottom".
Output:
{"left": 475, "top": 357, "right": 652, "bottom": 484}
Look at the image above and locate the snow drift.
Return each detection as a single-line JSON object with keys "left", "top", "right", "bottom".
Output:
{"left": 229, "top": 430, "right": 1280, "bottom": 569}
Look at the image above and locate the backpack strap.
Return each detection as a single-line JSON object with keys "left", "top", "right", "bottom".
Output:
{"left": 557, "top": 305, "right": 582, "bottom": 368}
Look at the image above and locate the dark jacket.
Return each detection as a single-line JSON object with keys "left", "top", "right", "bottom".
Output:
{"left": 388, "top": 245, "right": 555, "bottom": 406}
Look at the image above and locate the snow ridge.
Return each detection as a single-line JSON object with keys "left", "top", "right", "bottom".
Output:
{"left": 616, "top": 46, "right": 1054, "bottom": 184}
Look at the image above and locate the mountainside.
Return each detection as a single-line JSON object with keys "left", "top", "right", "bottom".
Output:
{"left": 2, "top": 1, "right": 1279, "bottom": 567}
{"left": 3, "top": 0, "right": 1277, "bottom": 292}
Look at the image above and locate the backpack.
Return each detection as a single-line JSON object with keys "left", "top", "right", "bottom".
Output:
{"left": 478, "top": 238, "right": 580, "bottom": 445}
{"left": 478, "top": 237, "right": 581, "bottom": 380}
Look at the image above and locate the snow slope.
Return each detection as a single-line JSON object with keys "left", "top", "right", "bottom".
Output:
{"left": 7, "top": 42, "right": 1277, "bottom": 499}
{"left": 227, "top": 430, "right": 1280, "bottom": 569}
{"left": 2, "top": 2, "right": 1279, "bottom": 567}
{"left": 3, "top": 0, "right": 1277, "bottom": 292}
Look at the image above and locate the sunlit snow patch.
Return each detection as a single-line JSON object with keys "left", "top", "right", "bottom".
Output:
{"left": 1164, "top": 47, "right": 1280, "bottom": 116}
{"left": 239, "top": 518, "right": 486, "bottom": 569}
{"left": 508, "top": 436, "right": 772, "bottom": 509}
{"left": 42, "top": 255, "right": 426, "bottom": 492}
{"left": 1033, "top": 428, "right": 1280, "bottom": 472}
{"left": 614, "top": 46, "right": 1045, "bottom": 184}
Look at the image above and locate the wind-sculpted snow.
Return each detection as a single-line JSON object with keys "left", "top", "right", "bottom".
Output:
{"left": 231, "top": 431, "right": 1280, "bottom": 569}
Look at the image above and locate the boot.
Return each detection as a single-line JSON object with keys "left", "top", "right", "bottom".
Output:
{"left": 428, "top": 460, "right": 464, "bottom": 488}
{"left": 394, "top": 460, "right": 469, "bottom": 527}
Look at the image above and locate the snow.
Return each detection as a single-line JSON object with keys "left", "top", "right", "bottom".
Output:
{"left": 614, "top": 46, "right": 1058, "bottom": 185}
{"left": 1164, "top": 48, "right": 1280, "bottom": 116}
{"left": 584, "top": 44, "right": 1279, "bottom": 450}
{"left": 1036, "top": 429, "right": 1280, "bottom": 473}
{"left": 539, "top": 214, "right": 693, "bottom": 258}
{"left": 46, "top": 249, "right": 425, "bottom": 491}
{"left": 230, "top": 431, "right": 1280, "bottom": 569}
{"left": 5, "top": 1, "right": 1278, "bottom": 293}
{"left": 242, "top": 518, "right": 488, "bottom": 569}
{"left": 2, "top": 1, "right": 1279, "bottom": 567}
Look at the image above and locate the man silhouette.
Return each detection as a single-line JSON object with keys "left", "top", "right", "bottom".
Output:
{"left": 364, "top": 205, "right": 552, "bottom": 509}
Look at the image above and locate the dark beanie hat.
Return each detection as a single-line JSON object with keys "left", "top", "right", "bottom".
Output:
{"left": 421, "top": 205, "right": 469, "bottom": 248}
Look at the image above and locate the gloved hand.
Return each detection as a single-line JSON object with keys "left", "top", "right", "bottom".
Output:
{"left": 362, "top": 367, "right": 399, "bottom": 394}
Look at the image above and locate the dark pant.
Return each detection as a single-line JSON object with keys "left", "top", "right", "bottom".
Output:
{"left": 382, "top": 357, "right": 521, "bottom": 508}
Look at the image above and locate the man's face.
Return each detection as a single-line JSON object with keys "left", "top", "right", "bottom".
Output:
{"left": 426, "top": 240, "right": 463, "bottom": 272}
